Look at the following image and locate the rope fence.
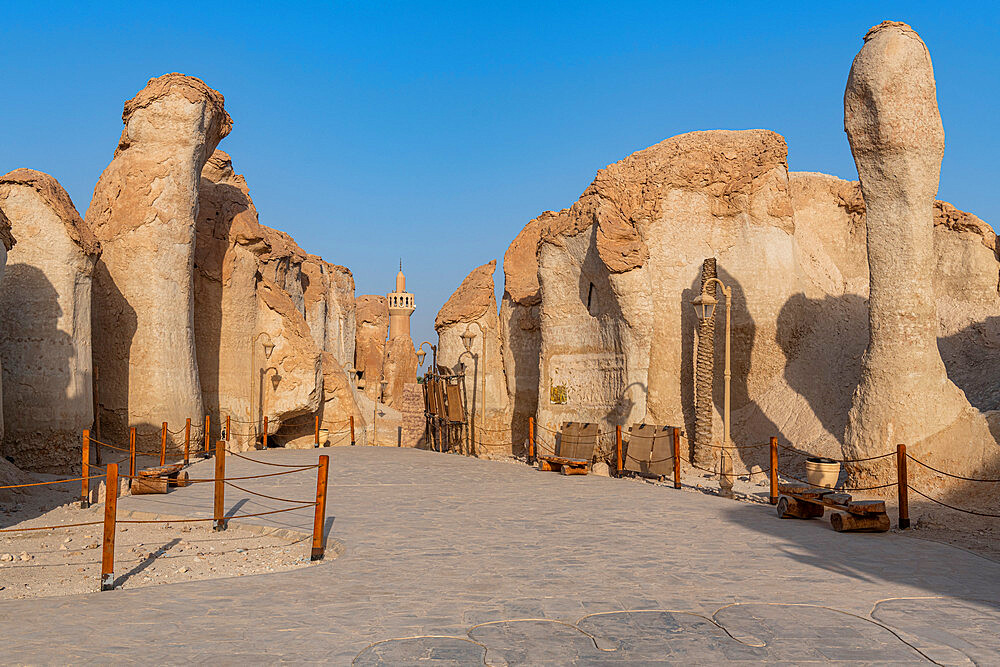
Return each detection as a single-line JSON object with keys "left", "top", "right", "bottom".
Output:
{"left": 2, "top": 429, "right": 332, "bottom": 592}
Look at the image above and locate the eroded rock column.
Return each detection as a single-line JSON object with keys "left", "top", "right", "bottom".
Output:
{"left": 0, "top": 170, "right": 99, "bottom": 472}
{"left": 88, "top": 73, "right": 231, "bottom": 450}
{"left": 844, "top": 22, "right": 971, "bottom": 467}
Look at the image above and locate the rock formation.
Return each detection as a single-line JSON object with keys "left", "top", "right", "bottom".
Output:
{"left": 436, "top": 260, "right": 509, "bottom": 455}
{"left": 0, "top": 170, "right": 98, "bottom": 472}
{"left": 354, "top": 295, "right": 388, "bottom": 402}
{"left": 195, "top": 150, "right": 361, "bottom": 449}
{"left": 0, "top": 200, "right": 15, "bottom": 449}
{"left": 382, "top": 336, "right": 417, "bottom": 409}
{"left": 843, "top": 21, "right": 997, "bottom": 479}
{"left": 88, "top": 73, "right": 231, "bottom": 451}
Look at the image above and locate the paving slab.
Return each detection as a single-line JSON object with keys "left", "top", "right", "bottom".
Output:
{"left": 3, "top": 446, "right": 999, "bottom": 663}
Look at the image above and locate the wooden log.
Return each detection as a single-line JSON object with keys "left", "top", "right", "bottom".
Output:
{"left": 131, "top": 476, "right": 169, "bottom": 495}
{"left": 171, "top": 471, "right": 190, "bottom": 488}
{"left": 537, "top": 459, "right": 557, "bottom": 472}
{"left": 777, "top": 495, "right": 824, "bottom": 519}
{"left": 830, "top": 511, "right": 890, "bottom": 533}
{"left": 846, "top": 499, "right": 887, "bottom": 515}
{"left": 778, "top": 484, "right": 825, "bottom": 499}
{"left": 560, "top": 464, "right": 588, "bottom": 476}
{"left": 822, "top": 492, "right": 853, "bottom": 506}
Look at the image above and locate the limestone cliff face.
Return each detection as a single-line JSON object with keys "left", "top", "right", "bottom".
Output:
{"left": 195, "top": 150, "right": 362, "bottom": 450}
{"left": 354, "top": 295, "right": 388, "bottom": 401}
{"left": 533, "top": 129, "right": 798, "bottom": 457}
{"left": 500, "top": 215, "right": 546, "bottom": 454}
{"left": 0, "top": 170, "right": 97, "bottom": 472}
{"left": 484, "top": 120, "right": 1000, "bottom": 481}
{"left": 436, "top": 260, "right": 509, "bottom": 455}
{"left": 88, "top": 73, "right": 231, "bottom": 452}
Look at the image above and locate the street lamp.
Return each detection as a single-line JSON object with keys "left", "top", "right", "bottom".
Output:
{"left": 250, "top": 332, "right": 275, "bottom": 449}
{"left": 462, "top": 322, "right": 486, "bottom": 456}
{"left": 691, "top": 277, "right": 733, "bottom": 493}
{"left": 417, "top": 341, "right": 436, "bottom": 370}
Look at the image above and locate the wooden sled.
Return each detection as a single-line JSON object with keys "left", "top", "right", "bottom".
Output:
{"left": 537, "top": 422, "right": 597, "bottom": 476}
{"left": 132, "top": 463, "right": 189, "bottom": 495}
{"left": 777, "top": 484, "right": 889, "bottom": 532}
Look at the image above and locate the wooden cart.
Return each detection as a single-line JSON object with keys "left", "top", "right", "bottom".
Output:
{"left": 537, "top": 422, "right": 598, "bottom": 475}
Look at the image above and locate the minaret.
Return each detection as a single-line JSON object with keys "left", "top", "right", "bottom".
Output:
{"left": 387, "top": 260, "right": 415, "bottom": 340}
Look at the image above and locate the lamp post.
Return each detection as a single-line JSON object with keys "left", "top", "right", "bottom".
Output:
{"left": 691, "top": 278, "right": 733, "bottom": 494}
{"left": 416, "top": 341, "right": 436, "bottom": 374}
{"left": 250, "top": 332, "right": 275, "bottom": 449}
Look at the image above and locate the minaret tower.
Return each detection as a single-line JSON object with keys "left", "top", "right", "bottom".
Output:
{"left": 387, "top": 260, "right": 415, "bottom": 340}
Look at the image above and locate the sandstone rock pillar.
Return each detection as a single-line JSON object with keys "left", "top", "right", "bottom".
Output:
{"left": 693, "top": 257, "right": 716, "bottom": 467}
{"left": 843, "top": 22, "right": 970, "bottom": 466}
{"left": 0, "top": 170, "right": 99, "bottom": 472}
{"left": 87, "top": 73, "right": 231, "bottom": 450}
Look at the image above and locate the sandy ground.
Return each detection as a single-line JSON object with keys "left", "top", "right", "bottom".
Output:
{"left": 0, "top": 476, "right": 317, "bottom": 600}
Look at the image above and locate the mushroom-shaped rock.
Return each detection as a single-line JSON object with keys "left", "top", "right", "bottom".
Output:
{"left": 88, "top": 73, "right": 231, "bottom": 451}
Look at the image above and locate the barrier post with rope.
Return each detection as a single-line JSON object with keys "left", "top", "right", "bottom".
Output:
{"left": 100, "top": 463, "right": 118, "bottom": 591}
{"left": 311, "top": 454, "right": 330, "bottom": 560}
{"left": 80, "top": 429, "right": 91, "bottom": 509}
{"left": 263, "top": 416, "right": 269, "bottom": 449}
{"left": 213, "top": 440, "right": 226, "bottom": 531}
{"left": 615, "top": 425, "right": 623, "bottom": 477}
{"left": 184, "top": 418, "right": 191, "bottom": 465}
{"left": 769, "top": 436, "right": 778, "bottom": 505}
{"left": 160, "top": 422, "right": 167, "bottom": 466}
{"left": 314, "top": 416, "right": 320, "bottom": 447}
{"left": 672, "top": 427, "right": 681, "bottom": 489}
{"left": 350, "top": 415, "right": 355, "bottom": 446}
{"left": 528, "top": 417, "right": 535, "bottom": 464}
{"left": 129, "top": 427, "right": 136, "bottom": 481}
{"left": 897, "top": 443, "right": 910, "bottom": 529}
{"left": 204, "top": 415, "right": 210, "bottom": 455}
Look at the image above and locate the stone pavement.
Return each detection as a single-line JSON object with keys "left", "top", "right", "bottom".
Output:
{"left": 4, "top": 446, "right": 1000, "bottom": 664}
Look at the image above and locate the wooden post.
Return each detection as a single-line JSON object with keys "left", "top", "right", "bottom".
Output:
{"left": 528, "top": 417, "right": 535, "bottom": 463}
{"left": 897, "top": 443, "right": 910, "bottom": 529}
{"left": 80, "top": 429, "right": 91, "bottom": 508}
{"left": 204, "top": 415, "right": 210, "bottom": 454}
{"left": 263, "top": 415, "right": 269, "bottom": 449}
{"left": 311, "top": 454, "right": 330, "bottom": 560}
{"left": 769, "top": 436, "right": 779, "bottom": 505}
{"left": 128, "top": 427, "right": 136, "bottom": 481}
{"left": 315, "top": 415, "right": 320, "bottom": 447}
{"left": 213, "top": 440, "right": 226, "bottom": 531}
{"left": 615, "top": 425, "right": 623, "bottom": 477}
{"left": 184, "top": 418, "right": 191, "bottom": 465}
{"left": 160, "top": 422, "right": 167, "bottom": 466}
{"left": 226, "top": 414, "right": 231, "bottom": 441}
{"left": 672, "top": 427, "right": 681, "bottom": 489}
{"left": 100, "top": 463, "right": 118, "bottom": 591}
{"left": 350, "top": 415, "right": 355, "bottom": 446}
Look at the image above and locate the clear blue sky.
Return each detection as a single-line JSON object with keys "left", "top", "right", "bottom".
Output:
{"left": 3, "top": 2, "right": 998, "bottom": 350}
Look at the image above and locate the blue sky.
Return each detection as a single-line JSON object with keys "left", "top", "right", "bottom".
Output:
{"left": 2, "top": 2, "right": 997, "bottom": 349}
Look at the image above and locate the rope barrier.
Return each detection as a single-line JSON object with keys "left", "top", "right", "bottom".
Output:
{"left": 224, "top": 481, "right": 317, "bottom": 506}
{"left": 906, "top": 485, "right": 1000, "bottom": 518}
{"left": 0, "top": 474, "right": 105, "bottom": 490}
{"left": 0, "top": 520, "right": 104, "bottom": 533}
{"left": 116, "top": 503, "right": 317, "bottom": 524}
{"left": 223, "top": 449, "right": 323, "bottom": 468}
{"left": 151, "top": 465, "right": 318, "bottom": 484}
{"left": 776, "top": 468, "right": 897, "bottom": 492}
{"left": 775, "top": 442, "right": 895, "bottom": 464}
{"left": 905, "top": 454, "right": 1000, "bottom": 483}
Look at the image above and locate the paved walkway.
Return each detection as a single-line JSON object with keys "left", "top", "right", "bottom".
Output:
{"left": 4, "top": 446, "right": 1000, "bottom": 663}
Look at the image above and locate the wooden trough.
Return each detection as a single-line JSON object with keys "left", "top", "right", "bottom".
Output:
{"left": 537, "top": 422, "right": 598, "bottom": 475}
{"left": 131, "top": 463, "right": 189, "bottom": 495}
{"left": 777, "top": 484, "right": 889, "bottom": 532}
